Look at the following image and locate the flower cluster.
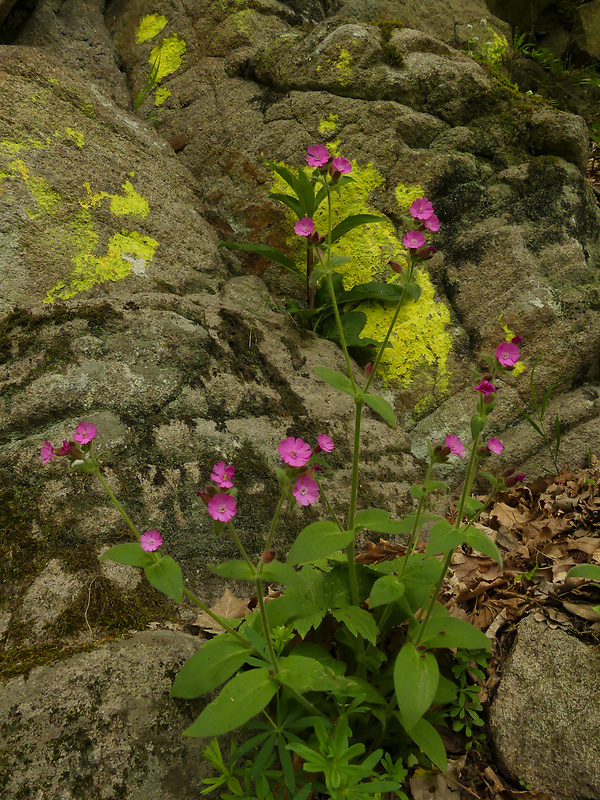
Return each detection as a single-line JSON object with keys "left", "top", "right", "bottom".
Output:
{"left": 402, "top": 196, "right": 440, "bottom": 260}
{"left": 278, "top": 433, "right": 334, "bottom": 506}
{"left": 40, "top": 421, "right": 97, "bottom": 465}
{"left": 198, "top": 461, "right": 238, "bottom": 523}
{"left": 294, "top": 146, "right": 354, "bottom": 243}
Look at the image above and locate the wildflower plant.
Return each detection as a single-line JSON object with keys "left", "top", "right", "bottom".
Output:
{"left": 41, "top": 145, "right": 527, "bottom": 797}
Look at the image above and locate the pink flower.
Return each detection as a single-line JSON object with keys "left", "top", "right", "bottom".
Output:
{"left": 316, "top": 433, "right": 334, "bottom": 453}
{"left": 409, "top": 197, "right": 434, "bottom": 220}
{"left": 423, "top": 214, "right": 440, "bottom": 232}
{"left": 496, "top": 341, "right": 520, "bottom": 367}
{"left": 58, "top": 441, "right": 71, "bottom": 456}
{"left": 40, "top": 441, "right": 55, "bottom": 463}
{"left": 332, "top": 156, "right": 352, "bottom": 174}
{"left": 445, "top": 434, "right": 466, "bottom": 457}
{"left": 488, "top": 438, "right": 503, "bottom": 455}
{"left": 294, "top": 217, "right": 315, "bottom": 237}
{"left": 141, "top": 530, "right": 163, "bottom": 551}
{"left": 474, "top": 380, "right": 496, "bottom": 396}
{"left": 293, "top": 476, "right": 319, "bottom": 506}
{"left": 73, "top": 422, "right": 97, "bottom": 444}
{"left": 207, "top": 493, "right": 237, "bottom": 522}
{"left": 506, "top": 472, "right": 525, "bottom": 487}
{"left": 403, "top": 230, "right": 426, "bottom": 250}
{"left": 511, "top": 335, "right": 523, "bottom": 345}
{"left": 210, "top": 461, "right": 235, "bottom": 488}
{"left": 278, "top": 436, "right": 312, "bottom": 467}
{"left": 306, "top": 144, "right": 330, "bottom": 167}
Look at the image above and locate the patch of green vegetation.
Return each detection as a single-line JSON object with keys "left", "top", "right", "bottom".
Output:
{"left": 377, "top": 19, "right": 405, "bottom": 68}
{"left": 0, "top": 640, "right": 95, "bottom": 682}
{"left": 49, "top": 575, "right": 175, "bottom": 638}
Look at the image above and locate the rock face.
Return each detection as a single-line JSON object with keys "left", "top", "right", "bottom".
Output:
{"left": 0, "top": 630, "right": 208, "bottom": 799}
{"left": 488, "top": 614, "right": 600, "bottom": 800}
{"left": 1, "top": 0, "right": 600, "bottom": 795}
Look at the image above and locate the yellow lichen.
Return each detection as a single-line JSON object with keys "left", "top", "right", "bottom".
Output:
{"left": 395, "top": 184, "right": 426, "bottom": 211}
{"left": 149, "top": 34, "right": 186, "bottom": 82}
{"left": 334, "top": 48, "right": 353, "bottom": 85}
{"left": 136, "top": 13, "right": 168, "bottom": 44}
{"left": 154, "top": 87, "right": 171, "bottom": 106}
{"left": 13, "top": 159, "right": 61, "bottom": 215}
{"left": 319, "top": 114, "right": 339, "bottom": 135}
{"left": 270, "top": 147, "right": 452, "bottom": 396}
{"left": 80, "top": 179, "right": 149, "bottom": 217}
{"left": 44, "top": 207, "right": 158, "bottom": 303}
{"left": 65, "top": 127, "right": 85, "bottom": 148}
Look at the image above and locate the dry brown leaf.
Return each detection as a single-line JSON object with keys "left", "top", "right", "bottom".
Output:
{"left": 566, "top": 536, "right": 600, "bottom": 555}
{"left": 192, "top": 588, "right": 251, "bottom": 635}
{"left": 561, "top": 601, "right": 600, "bottom": 621}
{"left": 409, "top": 772, "right": 461, "bottom": 800}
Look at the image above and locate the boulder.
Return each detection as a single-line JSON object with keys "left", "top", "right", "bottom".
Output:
{"left": 488, "top": 614, "right": 600, "bottom": 800}
{"left": 0, "top": 630, "right": 208, "bottom": 800}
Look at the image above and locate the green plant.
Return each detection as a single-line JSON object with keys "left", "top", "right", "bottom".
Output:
{"left": 465, "top": 19, "right": 511, "bottom": 76}
{"left": 134, "top": 47, "right": 162, "bottom": 115}
{"left": 521, "top": 356, "right": 573, "bottom": 474}
{"left": 40, "top": 144, "right": 528, "bottom": 797}
{"left": 447, "top": 649, "right": 488, "bottom": 750}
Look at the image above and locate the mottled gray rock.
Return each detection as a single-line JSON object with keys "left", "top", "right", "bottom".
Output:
{"left": 488, "top": 614, "right": 600, "bottom": 800}
{"left": 572, "top": 0, "right": 600, "bottom": 60}
{"left": 0, "top": 630, "right": 208, "bottom": 800}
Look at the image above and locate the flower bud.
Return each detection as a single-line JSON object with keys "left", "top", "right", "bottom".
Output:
{"left": 389, "top": 260, "right": 403, "bottom": 273}
{"left": 506, "top": 473, "right": 525, "bottom": 487}
{"left": 501, "top": 467, "right": 515, "bottom": 478}
{"left": 365, "top": 363, "right": 374, "bottom": 378}
{"left": 261, "top": 549, "right": 277, "bottom": 563}
{"left": 416, "top": 245, "right": 435, "bottom": 261}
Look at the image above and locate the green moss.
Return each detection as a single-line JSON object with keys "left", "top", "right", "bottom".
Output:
{"left": 150, "top": 34, "right": 186, "bottom": 82}
{"left": 136, "top": 13, "right": 168, "bottom": 43}
{"left": 0, "top": 640, "right": 96, "bottom": 682}
{"left": 377, "top": 19, "right": 405, "bottom": 67}
{"left": 49, "top": 574, "right": 176, "bottom": 638}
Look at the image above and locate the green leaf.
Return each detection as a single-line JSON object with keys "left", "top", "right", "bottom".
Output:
{"left": 209, "top": 560, "right": 256, "bottom": 580}
{"left": 183, "top": 668, "right": 277, "bottom": 737}
{"left": 368, "top": 574, "right": 405, "bottom": 607}
{"left": 409, "top": 485, "right": 424, "bottom": 499}
{"left": 567, "top": 564, "right": 600, "bottom": 582}
{"left": 269, "top": 191, "right": 302, "bottom": 218}
{"left": 313, "top": 365, "right": 356, "bottom": 396}
{"left": 433, "top": 674, "right": 458, "bottom": 704}
{"left": 144, "top": 555, "right": 183, "bottom": 603}
{"left": 266, "top": 160, "right": 298, "bottom": 192}
{"left": 277, "top": 655, "right": 339, "bottom": 693}
{"left": 423, "top": 480, "right": 449, "bottom": 494}
{"left": 360, "top": 391, "right": 396, "bottom": 427}
{"left": 99, "top": 542, "right": 154, "bottom": 568}
{"left": 218, "top": 241, "right": 302, "bottom": 276}
{"left": 355, "top": 510, "right": 437, "bottom": 536}
{"left": 403, "top": 716, "right": 447, "bottom": 772}
{"left": 338, "top": 281, "right": 405, "bottom": 304}
{"left": 287, "top": 521, "right": 354, "bottom": 565}
{"left": 394, "top": 643, "right": 439, "bottom": 730}
{"left": 330, "top": 214, "right": 386, "bottom": 243}
{"left": 425, "top": 519, "right": 468, "bottom": 556}
{"left": 470, "top": 414, "right": 486, "bottom": 441}
{"left": 170, "top": 635, "right": 250, "bottom": 698}
{"left": 332, "top": 605, "right": 379, "bottom": 645}
{"left": 319, "top": 311, "right": 381, "bottom": 348}
{"left": 407, "top": 282, "right": 421, "bottom": 302}
{"left": 463, "top": 497, "right": 484, "bottom": 519}
{"left": 258, "top": 561, "right": 302, "bottom": 586}
{"left": 464, "top": 526, "right": 503, "bottom": 565}
{"left": 420, "top": 615, "right": 491, "bottom": 651}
